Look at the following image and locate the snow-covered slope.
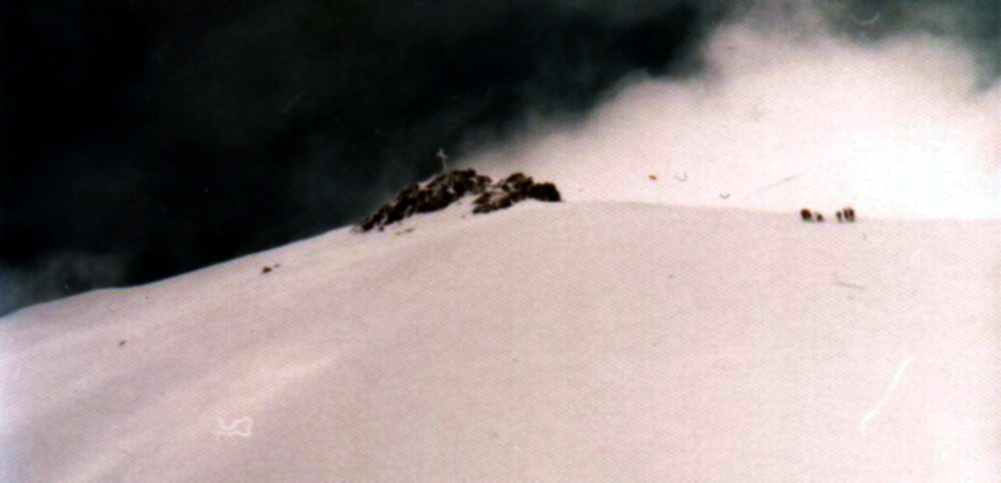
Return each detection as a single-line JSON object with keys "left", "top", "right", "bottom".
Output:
{"left": 2, "top": 201, "right": 998, "bottom": 481}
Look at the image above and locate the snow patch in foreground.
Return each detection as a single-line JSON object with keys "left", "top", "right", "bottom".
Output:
{"left": 2, "top": 202, "right": 998, "bottom": 481}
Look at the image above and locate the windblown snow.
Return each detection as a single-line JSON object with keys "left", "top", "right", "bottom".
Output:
{"left": 1, "top": 201, "right": 998, "bottom": 481}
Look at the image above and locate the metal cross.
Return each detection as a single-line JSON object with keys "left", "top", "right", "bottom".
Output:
{"left": 436, "top": 148, "right": 449, "bottom": 171}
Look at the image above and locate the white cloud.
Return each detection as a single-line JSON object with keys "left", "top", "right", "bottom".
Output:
{"left": 469, "top": 17, "right": 1000, "bottom": 219}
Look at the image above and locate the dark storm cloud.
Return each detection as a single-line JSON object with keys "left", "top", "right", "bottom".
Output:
{"left": 0, "top": 251, "right": 129, "bottom": 315}
{"left": 0, "top": 0, "right": 727, "bottom": 314}
{"left": 821, "top": 0, "right": 1000, "bottom": 87}
{"left": 0, "top": 0, "right": 996, "bottom": 315}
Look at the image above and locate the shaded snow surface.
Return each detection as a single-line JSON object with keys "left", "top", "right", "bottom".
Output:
{"left": 2, "top": 201, "right": 998, "bottom": 481}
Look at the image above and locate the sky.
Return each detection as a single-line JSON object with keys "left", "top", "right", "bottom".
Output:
{"left": 467, "top": 8, "right": 1000, "bottom": 218}
{"left": 1, "top": 0, "right": 998, "bottom": 315}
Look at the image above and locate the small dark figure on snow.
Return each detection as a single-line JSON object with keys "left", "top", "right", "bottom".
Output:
{"left": 816, "top": 213, "right": 824, "bottom": 222}
{"left": 836, "top": 211, "right": 843, "bottom": 223}
{"left": 843, "top": 206, "right": 856, "bottom": 222}
{"left": 800, "top": 208, "right": 813, "bottom": 222}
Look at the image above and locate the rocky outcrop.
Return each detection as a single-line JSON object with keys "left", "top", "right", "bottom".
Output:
{"left": 472, "top": 173, "right": 561, "bottom": 215}
{"left": 358, "top": 169, "right": 561, "bottom": 232}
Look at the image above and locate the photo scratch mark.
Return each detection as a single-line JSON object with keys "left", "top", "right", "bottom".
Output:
{"left": 283, "top": 91, "right": 305, "bottom": 113}
{"left": 750, "top": 174, "right": 800, "bottom": 197}
{"left": 719, "top": 193, "right": 730, "bottom": 199}
{"left": 833, "top": 272, "right": 865, "bottom": 290}
{"left": 931, "top": 414, "right": 998, "bottom": 462}
{"left": 852, "top": 12, "right": 881, "bottom": 26}
{"left": 215, "top": 416, "right": 253, "bottom": 440}
{"left": 673, "top": 172, "right": 688, "bottom": 182}
{"left": 859, "top": 357, "right": 914, "bottom": 434}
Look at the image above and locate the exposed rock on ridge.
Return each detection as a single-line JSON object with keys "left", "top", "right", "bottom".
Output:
{"left": 358, "top": 169, "right": 561, "bottom": 232}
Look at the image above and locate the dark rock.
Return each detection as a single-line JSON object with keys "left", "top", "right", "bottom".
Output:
{"left": 357, "top": 168, "right": 561, "bottom": 231}
{"left": 500, "top": 172, "right": 532, "bottom": 192}
{"left": 528, "top": 183, "right": 561, "bottom": 202}
{"left": 471, "top": 173, "right": 560, "bottom": 214}
{"left": 472, "top": 192, "right": 514, "bottom": 214}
